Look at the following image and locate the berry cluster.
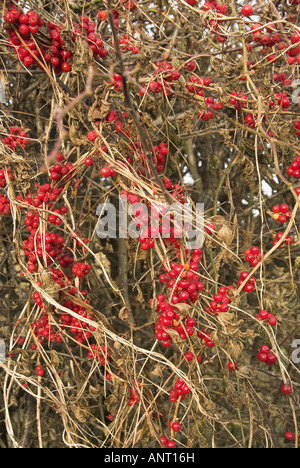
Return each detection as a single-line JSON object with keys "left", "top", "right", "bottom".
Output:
{"left": 186, "top": 75, "right": 224, "bottom": 120}
{"left": 155, "top": 302, "right": 195, "bottom": 348}
{"left": 59, "top": 300, "right": 95, "bottom": 345}
{"left": 270, "top": 92, "right": 291, "bottom": 110}
{"left": 121, "top": 0, "right": 138, "bottom": 12}
{"left": 201, "top": 1, "right": 229, "bottom": 42}
{"left": 2, "top": 127, "right": 29, "bottom": 151}
{"left": 126, "top": 142, "right": 168, "bottom": 175}
{"left": 31, "top": 310, "right": 62, "bottom": 345}
{"left": 169, "top": 377, "right": 191, "bottom": 403}
{"left": 187, "top": 75, "right": 212, "bottom": 95}
{"left": 0, "top": 194, "right": 10, "bottom": 216}
{"left": 245, "top": 246, "right": 263, "bottom": 267}
{"left": 257, "top": 345, "right": 278, "bottom": 366}
{"left": 271, "top": 204, "right": 291, "bottom": 224}
{"left": 0, "top": 168, "right": 14, "bottom": 188}
{"left": 287, "top": 155, "right": 300, "bottom": 179}
{"left": 256, "top": 309, "right": 277, "bottom": 326}
{"left": 72, "top": 262, "right": 92, "bottom": 279}
{"left": 5, "top": 3, "right": 108, "bottom": 73}
{"left": 273, "top": 72, "right": 292, "bottom": 87}
{"left": 237, "top": 271, "right": 256, "bottom": 292}
{"left": 118, "top": 34, "right": 140, "bottom": 55}
{"left": 140, "top": 60, "right": 181, "bottom": 97}
{"left": 49, "top": 153, "right": 76, "bottom": 182}
{"left": 244, "top": 113, "right": 257, "bottom": 129}
{"left": 204, "top": 286, "right": 235, "bottom": 316}
{"left": 294, "top": 121, "right": 300, "bottom": 136}
{"left": 197, "top": 330, "right": 215, "bottom": 348}
{"left": 273, "top": 232, "right": 293, "bottom": 248}
{"left": 229, "top": 91, "right": 247, "bottom": 111}
{"left": 36, "top": 365, "right": 45, "bottom": 377}
{"left": 5, "top": 5, "right": 45, "bottom": 69}
{"left": 23, "top": 231, "right": 64, "bottom": 273}
{"left": 87, "top": 345, "right": 110, "bottom": 363}
{"left": 128, "top": 383, "right": 141, "bottom": 406}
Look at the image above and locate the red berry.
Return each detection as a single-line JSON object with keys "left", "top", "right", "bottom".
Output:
{"left": 36, "top": 365, "right": 45, "bottom": 377}
{"left": 205, "top": 223, "right": 216, "bottom": 234}
{"left": 258, "top": 309, "right": 269, "bottom": 320}
{"left": 166, "top": 440, "right": 176, "bottom": 448}
{"left": 100, "top": 167, "right": 112, "bottom": 178}
{"left": 266, "top": 352, "right": 277, "bottom": 366}
{"left": 19, "top": 24, "right": 30, "bottom": 35}
{"left": 257, "top": 352, "right": 268, "bottom": 362}
{"left": 241, "top": 4, "right": 253, "bottom": 16}
{"left": 291, "top": 33, "right": 300, "bottom": 44}
{"left": 284, "top": 432, "right": 295, "bottom": 442}
{"left": 267, "top": 315, "right": 277, "bottom": 326}
{"left": 85, "top": 157, "right": 94, "bottom": 166}
{"left": 228, "top": 361, "right": 237, "bottom": 371}
{"left": 61, "top": 62, "right": 71, "bottom": 72}
{"left": 260, "top": 345, "right": 270, "bottom": 354}
{"left": 281, "top": 384, "right": 292, "bottom": 395}
{"left": 171, "top": 421, "right": 181, "bottom": 432}
{"left": 184, "top": 351, "right": 194, "bottom": 362}
{"left": 87, "top": 130, "right": 98, "bottom": 142}
{"left": 98, "top": 11, "right": 108, "bottom": 21}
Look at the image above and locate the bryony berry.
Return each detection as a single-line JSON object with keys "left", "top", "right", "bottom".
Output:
{"left": 36, "top": 365, "right": 45, "bottom": 377}
{"left": 281, "top": 384, "right": 292, "bottom": 395}
{"left": 98, "top": 11, "right": 108, "bottom": 21}
{"left": 284, "top": 432, "right": 295, "bottom": 442}
{"left": 241, "top": 4, "right": 253, "bottom": 16}
{"left": 84, "top": 157, "right": 94, "bottom": 166}
{"left": 100, "top": 167, "right": 112, "bottom": 177}
{"left": 184, "top": 351, "right": 194, "bottom": 361}
{"left": 171, "top": 421, "right": 181, "bottom": 432}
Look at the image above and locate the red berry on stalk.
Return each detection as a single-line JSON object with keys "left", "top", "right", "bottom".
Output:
{"left": 267, "top": 314, "right": 277, "bottom": 326}
{"left": 184, "top": 351, "right": 194, "bottom": 361}
{"left": 205, "top": 223, "right": 216, "bottom": 234}
{"left": 98, "top": 11, "right": 108, "bottom": 21}
{"left": 36, "top": 365, "right": 45, "bottom": 377}
{"left": 284, "top": 432, "right": 295, "bottom": 442}
{"left": 258, "top": 309, "right": 269, "bottom": 320}
{"left": 166, "top": 440, "right": 176, "bottom": 448}
{"left": 85, "top": 157, "right": 94, "bottom": 166}
{"left": 241, "top": 5, "right": 253, "bottom": 17}
{"left": 228, "top": 361, "right": 237, "bottom": 371}
{"left": 61, "top": 62, "right": 71, "bottom": 72}
{"left": 266, "top": 352, "right": 277, "bottom": 366}
{"left": 100, "top": 167, "right": 112, "bottom": 178}
{"left": 87, "top": 130, "right": 98, "bottom": 142}
{"left": 171, "top": 421, "right": 181, "bottom": 432}
{"left": 281, "top": 384, "right": 292, "bottom": 395}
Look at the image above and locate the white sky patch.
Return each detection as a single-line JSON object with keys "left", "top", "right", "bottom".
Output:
{"left": 261, "top": 179, "right": 272, "bottom": 197}
{"left": 184, "top": 172, "right": 194, "bottom": 185}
